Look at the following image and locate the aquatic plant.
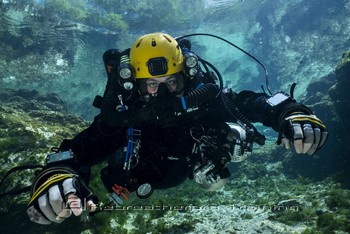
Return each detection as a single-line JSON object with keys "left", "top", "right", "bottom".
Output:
{"left": 33, "top": 0, "right": 128, "bottom": 31}
{"left": 300, "top": 228, "right": 322, "bottom": 234}
{"left": 44, "top": 0, "right": 88, "bottom": 20}
{"left": 316, "top": 212, "right": 339, "bottom": 233}
{"left": 94, "top": 13, "right": 128, "bottom": 31}
{"left": 325, "top": 188, "right": 350, "bottom": 210}
{"left": 240, "top": 213, "right": 253, "bottom": 219}
{"left": 271, "top": 207, "right": 314, "bottom": 226}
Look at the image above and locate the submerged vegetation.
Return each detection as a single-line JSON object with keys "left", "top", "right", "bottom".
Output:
{"left": 37, "top": 0, "right": 128, "bottom": 31}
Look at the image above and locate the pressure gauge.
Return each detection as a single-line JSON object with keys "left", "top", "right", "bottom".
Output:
{"left": 136, "top": 183, "right": 153, "bottom": 199}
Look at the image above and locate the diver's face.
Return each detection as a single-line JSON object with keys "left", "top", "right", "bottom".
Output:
{"left": 145, "top": 74, "right": 183, "bottom": 95}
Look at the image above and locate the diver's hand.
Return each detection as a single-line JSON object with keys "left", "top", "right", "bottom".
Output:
{"left": 27, "top": 168, "right": 97, "bottom": 225}
{"left": 279, "top": 114, "right": 328, "bottom": 155}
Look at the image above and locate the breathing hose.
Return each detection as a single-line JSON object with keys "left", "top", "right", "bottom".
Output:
{"left": 178, "top": 83, "right": 219, "bottom": 112}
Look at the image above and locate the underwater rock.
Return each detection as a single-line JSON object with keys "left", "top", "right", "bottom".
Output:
{"left": 0, "top": 88, "right": 68, "bottom": 112}
{"left": 303, "top": 72, "right": 337, "bottom": 139}
{"left": 329, "top": 50, "right": 350, "bottom": 130}
{"left": 0, "top": 88, "right": 90, "bottom": 233}
{"left": 258, "top": 50, "right": 350, "bottom": 186}
{"left": 0, "top": 88, "right": 88, "bottom": 193}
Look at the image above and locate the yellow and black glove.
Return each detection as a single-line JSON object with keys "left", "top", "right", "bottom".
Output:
{"left": 27, "top": 167, "right": 97, "bottom": 225}
{"left": 278, "top": 113, "right": 328, "bottom": 155}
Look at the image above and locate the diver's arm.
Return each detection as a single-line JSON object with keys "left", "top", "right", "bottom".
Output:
{"left": 26, "top": 115, "right": 124, "bottom": 225}
{"left": 232, "top": 90, "right": 328, "bottom": 155}
{"left": 58, "top": 116, "right": 127, "bottom": 172}
{"left": 232, "top": 90, "right": 310, "bottom": 130}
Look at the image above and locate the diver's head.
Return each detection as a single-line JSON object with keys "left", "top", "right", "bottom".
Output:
{"left": 130, "top": 32, "right": 185, "bottom": 96}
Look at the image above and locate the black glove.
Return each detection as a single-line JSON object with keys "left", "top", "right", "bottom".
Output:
{"left": 278, "top": 113, "right": 328, "bottom": 155}
{"left": 27, "top": 167, "right": 97, "bottom": 225}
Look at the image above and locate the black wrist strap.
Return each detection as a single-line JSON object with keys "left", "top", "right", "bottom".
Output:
{"left": 276, "top": 102, "right": 312, "bottom": 132}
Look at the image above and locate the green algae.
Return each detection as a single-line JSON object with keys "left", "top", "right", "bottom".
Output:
{"left": 0, "top": 89, "right": 89, "bottom": 203}
{"left": 326, "top": 188, "right": 350, "bottom": 210}
{"left": 37, "top": 0, "right": 128, "bottom": 31}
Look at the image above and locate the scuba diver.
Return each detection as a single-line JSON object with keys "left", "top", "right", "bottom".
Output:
{"left": 16, "top": 32, "right": 327, "bottom": 224}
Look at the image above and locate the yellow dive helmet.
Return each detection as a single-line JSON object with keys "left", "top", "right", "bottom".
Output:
{"left": 130, "top": 33, "right": 184, "bottom": 79}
